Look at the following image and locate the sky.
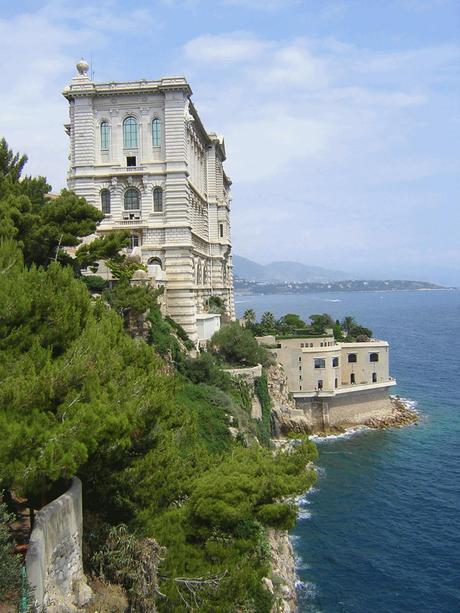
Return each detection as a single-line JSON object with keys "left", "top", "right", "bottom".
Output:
{"left": 0, "top": 0, "right": 459, "bottom": 284}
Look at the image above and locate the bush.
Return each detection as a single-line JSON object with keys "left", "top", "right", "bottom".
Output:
{"left": 211, "top": 323, "right": 271, "bottom": 368}
{"left": 254, "top": 375, "right": 272, "bottom": 447}
{"left": 179, "top": 352, "right": 232, "bottom": 390}
{"left": 81, "top": 275, "right": 107, "bottom": 292}
{"left": 0, "top": 501, "right": 21, "bottom": 606}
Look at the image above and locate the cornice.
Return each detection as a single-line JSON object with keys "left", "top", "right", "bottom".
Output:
{"left": 62, "top": 76, "right": 192, "bottom": 100}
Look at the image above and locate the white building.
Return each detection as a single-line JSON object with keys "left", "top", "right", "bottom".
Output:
{"left": 258, "top": 333, "right": 397, "bottom": 430}
{"left": 63, "top": 59, "right": 235, "bottom": 342}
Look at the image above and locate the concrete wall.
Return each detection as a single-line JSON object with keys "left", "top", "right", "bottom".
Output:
{"left": 224, "top": 364, "right": 262, "bottom": 384}
{"left": 295, "top": 386, "right": 394, "bottom": 431}
{"left": 26, "top": 477, "right": 91, "bottom": 613}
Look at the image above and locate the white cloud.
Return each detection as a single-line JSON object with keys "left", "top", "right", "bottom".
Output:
{"left": 179, "top": 32, "right": 459, "bottom": 274}
{"left": 222, "top": 0, "right": 299, "bottom": 9}
{"left": 184, "top": 33, "right": 271, "bottom": 63}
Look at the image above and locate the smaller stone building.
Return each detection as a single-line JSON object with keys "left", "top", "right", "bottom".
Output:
{"left": 258, "top": 332, "right": 396, "bottom": 431}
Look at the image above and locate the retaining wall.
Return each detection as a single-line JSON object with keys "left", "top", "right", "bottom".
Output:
{"left": 295, "top": 387, "right": 393, "bottom": 431}
{"left": 25, "top": 477, "right": 91, "bottom": 612}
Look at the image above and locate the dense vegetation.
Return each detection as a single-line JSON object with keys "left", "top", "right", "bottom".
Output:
{"left": 243, "top": 309, "right": 373, "bottom": 341}
{"left": 0, "top": 140, "right": 317, "bottom": 612}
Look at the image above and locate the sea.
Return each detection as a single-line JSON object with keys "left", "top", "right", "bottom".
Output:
{"left": 235, "top": 289, "right": 460, "bottom": 613}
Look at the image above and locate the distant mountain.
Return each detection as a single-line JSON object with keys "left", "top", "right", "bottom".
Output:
{"left": 233, "top": 255, "right": 356, "bottom": 283}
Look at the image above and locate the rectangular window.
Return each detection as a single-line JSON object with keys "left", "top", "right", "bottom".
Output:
{"left": 372, "top": 373, "right": 377, "bottom": 383}
{"left": 318, "top": 380, "right": 323, "bottom": 390}
{"left": 350, "top": 373, "right": 356, "bottom": 384}
{"left": 127, "top": 156, "right": 137, "bottom": 167}
{"left": 348, "top": 353, "right": 357, "bottom": 363}
{"left": 335, "top": 377, "right": 338, "bottom": 388}
{"left": 219, "top": 223, "right": 224, "bottom": 238}
{"left": 314, "top": 358, "right": 326, "bottom": 369}
{"left": 332, "top": 357, "right": 339, "bottom": 367}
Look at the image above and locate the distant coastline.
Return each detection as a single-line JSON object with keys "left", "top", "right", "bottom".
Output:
{"left": 234, "top": 278, "right": 456, "bottom": 295}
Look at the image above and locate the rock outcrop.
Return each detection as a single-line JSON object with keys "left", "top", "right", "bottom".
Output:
{"left": 267, "top": 364, "right": 311, "bottom": 436}
{"left": 364, "top": 396, "right": 419, "bottom": 429}
{"left": 266, "top": 529, "right": 297, "bottom": 613}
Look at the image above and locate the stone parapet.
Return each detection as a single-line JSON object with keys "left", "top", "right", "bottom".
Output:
{"left": 25, "top": 477, "right": 91, "bottom": 613}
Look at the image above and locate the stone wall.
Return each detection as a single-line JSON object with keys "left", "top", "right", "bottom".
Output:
{"left": 224, "top": 364, "right": 263, "bottom": 383}
{"left": 26, "top": 477, "right": 91, "bottom": 613}
{"left": 295, "top": 386, "right": 394, "bottom": 432}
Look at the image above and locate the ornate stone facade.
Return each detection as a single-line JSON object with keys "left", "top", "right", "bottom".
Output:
{"left": 63, "top": 61, "right": 235, "bottom": 342}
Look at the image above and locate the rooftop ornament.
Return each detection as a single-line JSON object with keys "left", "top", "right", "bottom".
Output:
{"left": 76, "top": 58, "right": 89, "bottom": 77}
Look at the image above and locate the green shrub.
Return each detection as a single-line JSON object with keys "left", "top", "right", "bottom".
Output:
{"left": 211, "top": 323, "right": 271, "bottom": 367}
{"left": 254, "top": 375, "right": 272, "bottom": 447}
{"left": 81, "top": 275, "right": 107, "bottom": 292}
{"left": 0, "top": 501, "right": 22, "bottom": 606}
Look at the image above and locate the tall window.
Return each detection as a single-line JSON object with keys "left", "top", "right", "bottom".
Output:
{"left": 332, "top": 356, "right": 339, "bottom": 367}
{"left": 124, "top": 188, "right": 140, "bottom": 210}
{"left": 101, "top": 189, "right": 111, "bottom": 214}
{"left": 100, "top": 121, "right": 110, "bottom": 150}
{"left": 153, "top": 187, "right": 163, "bottom": 212}
{"left": 123, "top": 116, "right": 138, "bottom": 149}
{"left": 152, "top": 118, "right": 161, "bottom": 147}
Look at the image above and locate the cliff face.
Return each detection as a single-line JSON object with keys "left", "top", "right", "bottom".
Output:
{"left": 265, "top": 529, "right": 297, "bottom": 613}
{"left": 267, "top": 364, "right": 311, "bottom": 436}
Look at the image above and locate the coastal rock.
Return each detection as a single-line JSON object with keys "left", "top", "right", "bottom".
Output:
{"left": 267, "top": 364, "right": 311, "bottom": 437}
{"left": 266, "top": 529, "right": 297, "bottom": 613}
{"left": 363, "top": 396, "right": 419, "bottom": 430}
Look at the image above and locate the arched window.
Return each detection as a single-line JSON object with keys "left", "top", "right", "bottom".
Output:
{"left": 370, "top": 352, "right": 379, "bottom": 362}
{"left": 100, "top": 121, "right": 110, "bottom": 150}
{"left": 147, "top": 257, "right": 162, "bottom": 269}
{"left": 123, "top": 116, "right": 138, "bottom": 149}
{"left": 332, "top": 356, "right": 339, "bottom": 367}
{"left": 124, "top": 188, "right": 140, "bottom": 210}
{"left": 153, "top": 187, "right": 163, "bottom": 212}
{"left": 348, "top": 353, "right": 357, "bottom": 363}
{"left": 101, "top": 189, "right": 111, "bottom": 214}
{"left": 152, "top": 118, "right": 161, "bottom": 147}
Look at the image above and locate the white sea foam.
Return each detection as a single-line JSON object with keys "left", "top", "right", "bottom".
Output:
{"left": 391, "top": 395, "right": 419, "bottom": 412}
{"left": 324, "top": 299, "right": 341, "bottom": 302}
{"left": 296, "top": 579, "right": 319, "bottom": 600}
{"left": 310, "top": 426, "right": 371, "bottom": 443}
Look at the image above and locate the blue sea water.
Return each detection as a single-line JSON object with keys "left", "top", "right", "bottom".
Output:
{"left": 235, "top": 290, "right": 460, "bottom": 613}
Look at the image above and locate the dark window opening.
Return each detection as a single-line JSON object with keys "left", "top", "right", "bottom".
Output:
{"left": 127, "top": 156, "right": 137, "bottom": 167}
{"left": 372, "top": 372, "right": 377, "bottom": 383}
{"left": 219, "top": 223, "right": 224, "bottom": 238}
{"left": 314, "top": 358, "right": 326, "bottom": 369}
{"left": 348, "top": 353, "right": 357, "bottom": 363}
{"left": 332, "top": 357, "right": 339, "bottom": 367}
{"left": 130, "top": 234, "right": 139, "bottom": 249}
{"left": 350, "top": 373, "right": 356, "bottom": 384}
{"left": 101, "top": 189, "right": 111, "bottom": 214}
{"left": 370, "top": 352, "right": 379, "bottom": 362}
{"left": 335, "top": 377, "right": 338, "bottom": 388}
{"left": 153, "top": 187, "right": 163, "bottom": 212}
{"left": 317, "top": 380, "right": 323, "bottom": 390}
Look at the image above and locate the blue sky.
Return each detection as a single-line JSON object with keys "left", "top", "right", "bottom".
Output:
{"left": 1, "top": 0, "right": 459, "bottom": 283}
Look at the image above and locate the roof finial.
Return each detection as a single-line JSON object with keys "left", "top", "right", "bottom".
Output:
{"left": 76, "top": 58, "right": 89, "bottom": 77}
